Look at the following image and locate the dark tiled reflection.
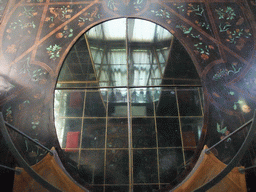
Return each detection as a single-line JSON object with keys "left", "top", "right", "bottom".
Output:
{"left": 91, "top": 186, "right": 104, "bottom": 192}
{"left": 159, "top": 148, "right": 183, "bottom": 183}
{"left": 180, "top": 117, "right": 203, "bottom": 146}
{"left": 132, "top": 118, "right": 156, "bottom": 148}
{"left": 84, "top": 91, "right": 106, "bottom": 117}
{"left": 155, "top": 90, "right": 178, "bottom": 116}
{"left": 105, "top": 186, "right": 129, "bottom": 192}
{"left": 79, "top": 150, "right": 104, "bottom": 184}
{"left": 82, "top": 119, "right": 106, "bottom": 148}
{"left": 133, "top": 185, "right": 159, "bottom": 192}
{"left": 184, "top": 150, "right": 195, "bottom": 163}
{"left": 157, "top": 118, "right": 182, "bottom": 147}
{"left": 106, "top": 150, "right": 129, "bottom": 184}
{"left": 133, "top": 149, "right": 158, "bottom": 184}
{"left": 107, "top": 119, "right": 128, "bottom": 148}
{"left": 177, "top": 89, "right": 202, "bottom": 116}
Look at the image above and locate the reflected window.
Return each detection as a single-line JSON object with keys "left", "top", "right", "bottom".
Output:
{"left": 54, "top": 18, "right": 203, "bottom": 191}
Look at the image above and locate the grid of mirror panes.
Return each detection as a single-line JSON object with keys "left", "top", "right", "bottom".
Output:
{"left": 54, "top": 88, "right": 203, "bottom": 190}
{"left": 54, "top": 18, "right": 203, "bottom": 192}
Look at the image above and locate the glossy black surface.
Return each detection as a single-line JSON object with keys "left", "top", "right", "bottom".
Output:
{"left": 1, "top": 0, "right": 256, "bottom": 191}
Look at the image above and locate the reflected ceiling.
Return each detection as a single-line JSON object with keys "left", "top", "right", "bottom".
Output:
{"left": 87, "top": 18, "right": 173, "bottom": 88}
{"left": 57, "top": 18, "right": 201, "bottom": 90}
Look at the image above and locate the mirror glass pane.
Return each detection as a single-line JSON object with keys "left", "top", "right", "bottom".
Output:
{"left": 54, "top": 18, "right": 203, "bottom": 191}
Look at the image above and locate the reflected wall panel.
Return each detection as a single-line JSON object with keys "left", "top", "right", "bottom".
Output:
{"left": 62, "top": 118, "right": 82, "bottom": 149}
{"left": 63, "top": 91, "right": 85, "bottom": 117}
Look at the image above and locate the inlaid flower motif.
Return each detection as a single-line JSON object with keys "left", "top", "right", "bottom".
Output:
{"left": 46, "top": 44, "right": 61, "bottom": 60}
{"left": 242, "top": 104, "right": 251, "bottom": 113}
{"left": 201, "top": 53, "right": 209, "bottom": 60}
{"left": 5, "top": 44, "right": 17, "bottom": 54}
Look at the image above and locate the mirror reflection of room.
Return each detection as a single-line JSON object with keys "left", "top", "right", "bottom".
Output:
{"left": 54, "top": 18, "right": 203, "bottom": 191}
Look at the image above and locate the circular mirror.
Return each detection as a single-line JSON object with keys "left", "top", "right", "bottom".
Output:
{"left": 54, "top": 18, "right": 203, "bottom": 191}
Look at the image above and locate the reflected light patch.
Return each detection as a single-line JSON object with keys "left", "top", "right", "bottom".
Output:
{"left": 242, "top": 104, "right": 251, "bottom": 113}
